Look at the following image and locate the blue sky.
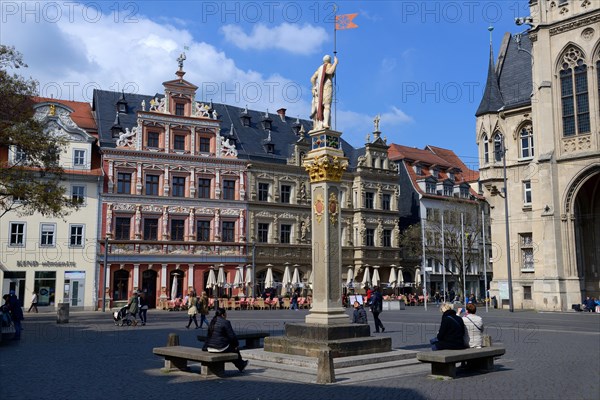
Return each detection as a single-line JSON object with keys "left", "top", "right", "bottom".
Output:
{"left": 1, "top": 1, "right": 531, "bottom": 168}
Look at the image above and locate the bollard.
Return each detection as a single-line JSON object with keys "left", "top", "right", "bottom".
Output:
{"left": 57, "top": 303, "right": 70, "bottom": 324}
{"left": 316, "top": 349, "right": 335, "bottom": 384}
{"left": 167, "top": 333, "right": 180, "bottom": 347}
{"left": 482, "top": 335, "right": 493, "bottom": 347}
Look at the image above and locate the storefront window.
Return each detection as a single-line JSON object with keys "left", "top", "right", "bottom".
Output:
{"left": 34, "top": 271, "right": 56, "bottom": 306}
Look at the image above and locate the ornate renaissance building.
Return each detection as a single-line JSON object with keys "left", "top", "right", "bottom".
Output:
{"left": 476, "top": 0, "right": 600, "bottom": 310}
{"left": 0, "top": 98, "right": 101, "bottom": 310}
{"left": 94, "top": 61, "right": 409, "bottom": 308}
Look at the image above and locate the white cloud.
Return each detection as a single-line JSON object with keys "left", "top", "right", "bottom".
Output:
{"left": 0, "top": 6, "right": 311, "bottom": 115}
{"left": 221, "top": 23, "right": 328, "bottom": 55}
{"left": 336, "top": 106, "right": 413, "bottom": 147}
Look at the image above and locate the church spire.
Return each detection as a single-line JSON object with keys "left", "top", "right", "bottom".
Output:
{"left": 476, "top": 26, "right": 504, "bottom": 117}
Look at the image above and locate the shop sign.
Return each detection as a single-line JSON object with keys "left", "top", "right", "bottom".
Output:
{"left": 16, "top": 261, "right": 76, "bottom": 268}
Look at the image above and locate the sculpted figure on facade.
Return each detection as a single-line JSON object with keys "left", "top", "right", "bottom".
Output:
{"left": 310, "top": 55, "right": 338, "bottom": 130}
{"left": 116, "top": 126, "right": 137, "bottom": 147}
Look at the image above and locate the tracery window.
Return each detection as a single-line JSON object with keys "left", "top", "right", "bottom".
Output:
{"left": 482, "top": 134, "right": 489, "bottom": 164}
{"left": 560, "top": 47, "right": 590, "bottom": 136}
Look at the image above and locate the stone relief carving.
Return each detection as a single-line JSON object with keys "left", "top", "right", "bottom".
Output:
{"left": 149, "top": 97, "right": 167, "bottom": 113}
{"left": 220, "top": 136, "right": 238, "bottom": 157}
{"left": 116, "top": 126, "right": 138, "bottom": 147}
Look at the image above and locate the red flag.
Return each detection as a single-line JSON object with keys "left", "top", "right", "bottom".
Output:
{"left": 336, "top": 13, "right": 358, "bottom": 30}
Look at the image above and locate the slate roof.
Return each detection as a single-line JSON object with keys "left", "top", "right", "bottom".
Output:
{"left": 92, "top": 89, "right": 361, "bottom": 168}
{"left": 475, "top": 33, "right": 532, "bottom": 116}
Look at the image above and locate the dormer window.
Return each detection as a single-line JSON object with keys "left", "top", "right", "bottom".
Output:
{"left": 118, "top": 103, "right": 126, "bottom": 113}
{"left": 266, "top": 143, "right": 275, "bottom": 154}
{"left": 432, "top": 169, "right": 439, "bottom": 178}
{"left": 460, "top": 186, "right": 470, "bottom": 199}
{"left": 426, "top": 182, "right": 436, "bottom": 194}
{"left": 448, "top": 172, "right": 455, "bottom": 181}
{"left": 443, "top": 183, "right": 453, "bottom": 196}
{"left": 262, "top": 110, "right": 273, "bottom": 130}
{"left": 116, "top": 91, "right": 128, "bottom": 113}
{"left": 415, "top": 165, "right": 422, "bottom": 175}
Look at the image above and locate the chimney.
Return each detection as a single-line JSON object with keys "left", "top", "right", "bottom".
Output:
{"left": 276, "top": 108, "right": 286, "bottom": 121}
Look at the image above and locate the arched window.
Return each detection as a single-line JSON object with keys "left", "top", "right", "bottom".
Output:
{"left": 482, "top": 134, "right": 489, "bottom": 164}
{"left": 493, "top": 132, "right": 503, "bottom": 162}
{"left": 519, "top": 124, "right": 534, "bottom": 158}
{"left": 560, "top": 47, "right": 590, "bottom": 136}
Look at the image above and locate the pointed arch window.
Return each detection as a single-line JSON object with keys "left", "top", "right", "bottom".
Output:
{"left": 482, "top": 134, "right": 489, "bottom": 164}
{"left": 560, "top": 47, "right": 590, "bottom": 136}
{"left": 493, "top": 132, "right": 503, "bottom": 162}
{"left": 519, "top": 124, "right": 534, "bottom": 159}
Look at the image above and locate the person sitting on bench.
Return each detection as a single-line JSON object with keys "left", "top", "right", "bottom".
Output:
{"left": 430, "top": 303, "right": 467, "bottom": 351}
{"left": 202, "top": 308, "right": 249, "bottom": 372}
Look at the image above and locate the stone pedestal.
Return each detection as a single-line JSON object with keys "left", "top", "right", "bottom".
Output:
{"left": 264, "top": 323, "right": 391, "bottom": 358}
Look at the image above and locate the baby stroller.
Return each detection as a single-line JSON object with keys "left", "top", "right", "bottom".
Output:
{"left": 113, "top": 305, "right": 133, "bottom": 326}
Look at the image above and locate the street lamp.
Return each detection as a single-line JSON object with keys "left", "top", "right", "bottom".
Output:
{"left": 499, "top": 133, "right": 515, "bottom": 312}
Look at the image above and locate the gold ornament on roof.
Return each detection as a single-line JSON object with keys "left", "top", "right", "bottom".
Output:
{"left": 49, "top": 104, "right": 56, "bottom": 116}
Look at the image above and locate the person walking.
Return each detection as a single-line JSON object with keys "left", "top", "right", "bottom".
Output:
{"left": 138, "top": 292, "right": 148, "bottom": 326}
{"left": 198, "top": 291, "right": 210, "bottom": 328}
{"left": 186, "top": 292, "right": 199, "bottom": 329}
{"left": 127, "top": 290, "right": 139, "bottom": 326}
{"left": 370, "top": 286, "right": 385, "bottom": 333}
{"left": 28, "top": 291, "right": 38, "bottom": 313}
{"left": 7, "top": 290, "right": 24, "bottom": 340}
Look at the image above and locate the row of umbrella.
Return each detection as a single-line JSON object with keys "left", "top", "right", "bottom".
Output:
{"left": 345, "top": 265, "right": 408, "bottom": 289}
{"left": 172, "top": 264, "right": 409, "bottom": 299}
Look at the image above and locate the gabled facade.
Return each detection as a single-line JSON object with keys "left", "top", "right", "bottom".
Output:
{"left": 0, "top": 99, "right": 101, "bottom": 310}
{"left": 389, "top": 144, "right": 488, "bottom": 298}
{"left": 95, "top": 63, "right": 248, "bottom": 309}
{"left": 476, "top": 0, "right": 600, "bottom": 310}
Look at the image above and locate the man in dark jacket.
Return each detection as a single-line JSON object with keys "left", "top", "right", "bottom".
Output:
{"left": 431, "top": 303, "right": 467, "bottom": 350}
{"left": 370, "top": 286, "right": 385, "bottom": 333}
{"left": 352, "top": 301, "right": 368, "bottom": 324}
{"left": 202, "top": 308, "right": 248, "bottom": 372}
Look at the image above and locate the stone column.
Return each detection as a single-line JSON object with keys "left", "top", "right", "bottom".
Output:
{"left": 303, "top": 128, "right": 349, "bottom": 325}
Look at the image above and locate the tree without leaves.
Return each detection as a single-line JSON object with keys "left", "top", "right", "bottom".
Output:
{"left": 0, "top": 45, "right": 78, "bottom": 219}
{"left": 399, "top": 206, "right": 483, "bottom": 299}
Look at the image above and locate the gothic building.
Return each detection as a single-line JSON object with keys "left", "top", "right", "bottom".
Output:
{"left": 476, "top": 0, "right": 600, "bottom": 310}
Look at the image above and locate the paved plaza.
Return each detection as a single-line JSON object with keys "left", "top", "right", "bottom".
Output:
{"left": 1, "top": 306, "right": 598, "bottom": 400}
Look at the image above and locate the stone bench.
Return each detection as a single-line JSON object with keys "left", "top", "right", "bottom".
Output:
{"left": 416, "top": 345, "right": 506, "bottom": 378}
{"left": 197, "top": 332, "right": 270, "bottom": 349}
{"left": 153, "top": 345, "right": 238, "bottom": 377}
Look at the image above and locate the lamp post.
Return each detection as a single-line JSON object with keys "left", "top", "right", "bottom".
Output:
{"left": 500, "top": 134, "right": 514, "bottom": 312}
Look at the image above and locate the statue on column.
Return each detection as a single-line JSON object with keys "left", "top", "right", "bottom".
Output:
{"left": 310, "top": 55, "right": 338, "bottom": 130}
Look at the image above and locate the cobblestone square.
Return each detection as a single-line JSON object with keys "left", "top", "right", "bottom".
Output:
{"left": 1, "top": 307, "right": 598, "bottom": 400}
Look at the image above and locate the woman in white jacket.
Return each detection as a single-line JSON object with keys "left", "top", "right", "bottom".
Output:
{"left": 461, "top": 303, "right": 484, "bottom": 348}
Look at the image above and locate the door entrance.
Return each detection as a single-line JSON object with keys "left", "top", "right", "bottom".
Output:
{"left": 141, "top": 269, "right": 157, "bottom": 308}
{"left": 64, "top": 271, "right": 86, "bottom": 307}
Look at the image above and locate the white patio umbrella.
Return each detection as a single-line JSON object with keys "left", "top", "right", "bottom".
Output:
{"left": 388, "top": 265, "right": 397, "bottom": 289}
{"left": 415, "top": 268, "right": 421, "bottom": 287}
{"left": 206, "top": 267, "right": 216, "bottom": 289}
{"left": 217, "top": 265, "right": 227, "bottom": 287}
{"left": 245, "top": 265, "right": 253, "bottom": 286}
{"left": 361, "top": 266, "right": 371, "bottom": 288}
{"left": 306, "top": 269, "right": 313, "bottom": 289}
{"left": 398, "top": 267, "right": 404, "bottom": 285}
{"left": 346, "top": 266, "right": 354, "bottom": 287}
{"left": 372, "top": 266, "right": 381, "bottom": 287}
{"left": 291, "top": 265, "right": 301, "bottom": 288}
{"left": 170, "top": 275, "right": 178, "bottom": 300}
{"left": 233, "top": 267, "right": 243, "bottom": 288}
{"left": 264, "top": 264, "right": 275, "bottom": 289}
{"left": 281, "top": 263, "right": 292, "bottom": 295}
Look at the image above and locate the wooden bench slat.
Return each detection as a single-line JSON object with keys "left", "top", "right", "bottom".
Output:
{"left": 416, "top": 346, "right": 506, "bottom": 379}
{"left": 153, "top": 346, "right": 238, "bottom": 362}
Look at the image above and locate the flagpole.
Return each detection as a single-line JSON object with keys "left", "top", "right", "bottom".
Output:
{"left": 333, "top": 5, "right": 337, "bottom": 131}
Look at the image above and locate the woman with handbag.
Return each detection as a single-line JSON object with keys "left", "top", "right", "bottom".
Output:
{"left": 186, "top": 291, "right": 199, "bottom": 329}
{"left": 198, "top": 291, "right": 210, "bottom": 328}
